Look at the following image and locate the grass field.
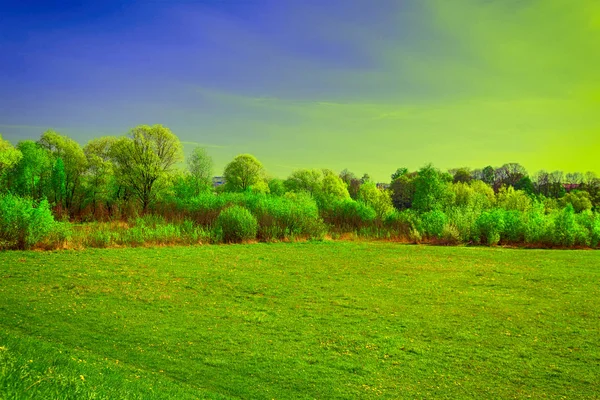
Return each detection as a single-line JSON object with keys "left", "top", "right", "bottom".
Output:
{"left": 1, "top": 242, "right": 599, "bottom": 399}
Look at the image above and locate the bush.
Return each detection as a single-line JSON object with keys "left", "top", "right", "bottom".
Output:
{"left": 384, "top": 210, "right": 419, "bottom": 238}
{"left": 553, "top": 205, "right": 577, "bottom": 247}
{"left": 320, "top": 199, "right": 376, "bottom": 231}
{"left": 0, "top": 194, "right": 56, "bottom": 249}
{"left": 445, "top": 206, "right": 478, "bottom": 243}
{"left": 523, "top": 207, "right": 553, "bottom": 246}
{"left": 475, "top": 209, "right": 505, "bottom": 246}
{"left": 439, "top": 224, "right": 462, "bottom": 245}
{"left": 215, "top": 205, "right": 258, "bottom": 243}
{"left": 577, "top": 211, "right": 600, "bottom": 248}
{"left": 502, "top": 210, "right": 526, "bottom": 244}
{"left": 419, "top": 210, "right": 447, "bottom": 239}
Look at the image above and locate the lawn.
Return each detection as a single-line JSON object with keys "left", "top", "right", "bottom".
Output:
{"left": 1, "top": 242, "right": 599, "bottom": 399}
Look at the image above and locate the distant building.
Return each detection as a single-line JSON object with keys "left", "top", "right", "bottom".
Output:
{"left": 563, "top": 183, "right": 580, "bottom": 192}
{"left": 212, "top": 176, "right": 225, "bottom": 187}
{"left": 376, "top": 183, "right": 390, "bottom": 190}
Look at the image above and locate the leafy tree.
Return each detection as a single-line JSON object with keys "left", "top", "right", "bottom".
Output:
{"left": 391, "top": 167, "right": 409, "bottom": 182}
{"left": 390, "top": 174, "right": 416, "bottom": 210}
{"left": 38, "top": 130, "right": 87, "bottom": 211}
{"left": 360, "top": 173, "right": 371, "bottom": 184}
{"left": 11, "top": 141, "right": 52, "bottom": 199}
{"left": 83, "top": 137, "right": 118, "bottom": 215}
{"left": 267, "top": 178, "right": 286, "bottom": 196}
{"left": 560, "top": 190, "right": 593, "bottom": 213}
{"left": 111, "top": 124, "right": 184, "bottom": 212}
{"left": 284, "top": 169, "right": 322, "bottom": 195}
{"left": 358, "top": 182, "right": 394, "bottom": 219}
{"left": 50, "top": 157, "right": 67, "bottom": 208}
{"left": 320, "top": 170, "right": 350, "bottom": 203}
{"left": 188, "top": 147, "right": 213, "bottom": 195}
{"left": 0, "top": 134, "right": 22, "bottom": 186}
{"left": 223, "top": 154, "right": 265, "bottom": 192}
{"left": 413, "top": 164, "right": 452, "bottom": 213}
{"left": 339, "top": 169, "right": 357, "bottom": 186}
{"left": 514, "top": 176, "right": 534, "bottom": 195}
{"left": 451, "top": 168, "right": 472, "bottom": 184}
{"left": 496, "top": 186, "right": 532, "bottom": 212}
{"left": 339, "top": 168, "right": 361, "bottom": 199}
{"left": 481, "top": 166, "right": 495, "bottom": 187}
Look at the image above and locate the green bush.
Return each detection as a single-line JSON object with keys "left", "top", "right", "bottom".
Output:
{"left": 523, "top": 207, "right": 552, "bottom": 246}
{"left": 320, "top": 199, "right": 376, "bottom": 231}
{"left": 419, "top": 210, "right": 447, "bottom": 239}
{"left": 445, "top": 206, "right": 478, "bottom": 243}
{"left": 215, "top": 205, "right": 258, "bottom": 243}
{"left": 475, "top": 209, "right": 505, "bottom": 246}
{"left": 577, "top": 211, "right": 600, "bottom": 248}
{"left": 553, "top": 205, "right": 577, "bottom": 247}
{"left": 0, "top": 194, "right": 56, "bottom": 249}
{"left": 384, "top": 210, "right": 419, "bottom": 238}
{"left": 502, "top": 210, "right": 526, "bottom": 244}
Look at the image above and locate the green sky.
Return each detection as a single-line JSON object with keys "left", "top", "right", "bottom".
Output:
{"left": 2, "top": 0, "right": 599, "bottom": 182}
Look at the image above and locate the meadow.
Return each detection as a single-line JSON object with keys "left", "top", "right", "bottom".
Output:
{"left": 1, "top": 242, "right": 599, "bottom": 399}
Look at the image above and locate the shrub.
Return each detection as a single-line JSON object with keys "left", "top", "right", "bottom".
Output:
{"left": 439, "top": 224, "right": 462, "bottom": 245}
{"left": 419, "top": 210, "right": 447, "bottom": 239}
{"left": 523, "top": 206, "right": 553, "bottom": 246}
{"left": 320, "top": 199, "right": 376, "bottom": 231}
{"left": 577, "top": 211, "right": 600, "bottom": 248}
{"left": 384, "top": 209, "right": 419, "bottom": 238}
{"left": 215, "top": 205, "right": 258, "bottom": 243}
{"left": 0, "top": 194, "right": 56, "bottom": 249}
{"left": 502, "top": 210, "right": 526, "bottom": 244}
{"left": 553, "top": 205, "right": 577, "bottom": 247}
{"left": 475, "top": 209, "right": 505, "bottom": 246}
{"left": 445, "top": 206, "right": 478, "bottom": 243}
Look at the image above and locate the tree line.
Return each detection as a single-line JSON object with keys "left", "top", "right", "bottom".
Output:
{"left": 1, "top": 124, "right": 599, "bottom": 249}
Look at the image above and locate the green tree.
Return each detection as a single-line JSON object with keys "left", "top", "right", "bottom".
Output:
{"left": 267, "top": 178, "right": 286, "bottom": 196}
{"left": 319, "top": 170, "right": 350, "bottom": 203}
{"left": 188, "top": 147, "right": 213, "bottom": 195}
{"left": 481, "top": 166, "right": 495, "bottom": 187}
{"left": 223, "top": 154, "right": 265, "bottom": 192}
{"left": 451, "top": 168, "right": 472, "bottom": 184}
{"left": 111, "top": 124, "right": 184, "bottom": 212}
{"left": 0, "top": 134, "right": 22, "bottom": 191}
{"left": 38, "top": 130, "right": 87, "bottom": 211}
{"left": 391, "top": 167, "right": 409, "bottom": 182}
{"left": 11, "top": 141, "right": 52, "bottom": 199}
{"left": 284, "top": 169, "right": 323, "bottom": 195}
{"left": 413, "top": 164, "right": 452, "bottom": 213}
{"left": 83, "top": 137, "right": 118, "bottom": 215}
{"left": 390, "top": 174, "right": 416, "bottom": 210}
{"left": 560, "top": 190, "right": 593, "bottom": 213}
{"left": 358, "top": 182, "right": 394, "bottom": 219}
{"left": 50, "top": 157, "right": 67, "bottom": 208}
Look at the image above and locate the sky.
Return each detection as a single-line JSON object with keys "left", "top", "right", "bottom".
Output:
{"left": 1, "top": 0, "right": 599, "bottom": 181}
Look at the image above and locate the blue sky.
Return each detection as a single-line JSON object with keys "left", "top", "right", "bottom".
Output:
{"left": 1, "top": 0, "right": 599, "bottom": 181}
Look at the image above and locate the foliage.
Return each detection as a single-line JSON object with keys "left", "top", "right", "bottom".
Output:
{"left": 215, "top": 205, "right": 258, "bottom": 243}
{"left": 413, "top": 164, "right": 453, "bottom": 213}
{"left": 320, "top": 199, "right": 376, "bottom": 231}
{"left": 187, "top": 147, "right": 213, "bottom": 195}
{"left": 0, "top": 134, "right": 22, "bottom": 182}
{"left": 419, "top": 210, "right": 447, "bottom": 239}
{"left": 111, "top": 124, "right": 183, "bottom": 212}
{"left": 0, "top": 193, "right": 56, "bottom": 249}
{"left": 223, "top": 154, "right": 266, "bottom": 193}
{"left": 475, "top": 209, "right": 506, "bottom": 246}
{"left": 560, "top": 190, "right": 593, "bottom": 213}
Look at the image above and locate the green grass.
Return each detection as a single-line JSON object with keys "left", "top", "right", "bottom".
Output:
{"left": 1, "top": 243, "right": 599, "bottom": 399}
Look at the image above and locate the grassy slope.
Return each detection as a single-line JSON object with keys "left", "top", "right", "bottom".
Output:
{"left": 0, "top": 243, "right": 599, "bottom": 399}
